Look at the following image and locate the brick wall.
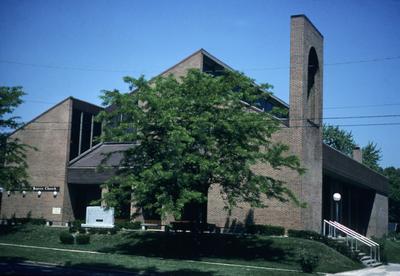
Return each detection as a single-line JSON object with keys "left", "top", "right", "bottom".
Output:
{"left": 1, "top": 98, "right": 72, "bottom": 224}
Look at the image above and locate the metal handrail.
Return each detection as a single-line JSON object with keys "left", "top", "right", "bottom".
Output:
{"left": 323, "top": 219, "right": 380, "bottom": 262}
{"left": 330, "top": 221, "right": 379, "bottom": 247}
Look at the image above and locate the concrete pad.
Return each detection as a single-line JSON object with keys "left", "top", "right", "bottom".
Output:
{"left": 332, "top": 263, "right": 400, "bottom": 275}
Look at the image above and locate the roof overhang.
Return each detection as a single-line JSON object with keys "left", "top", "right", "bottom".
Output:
{"left": 323, "top": 144, "right": 388, "bottom": 195}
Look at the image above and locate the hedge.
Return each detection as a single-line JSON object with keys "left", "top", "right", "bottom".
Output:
{"left": 247, "top": 224, "right": 285, "bottom": 236}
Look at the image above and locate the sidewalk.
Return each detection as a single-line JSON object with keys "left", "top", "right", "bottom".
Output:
{"left": 332, "top": 263, "right": 400, "bottom": 275}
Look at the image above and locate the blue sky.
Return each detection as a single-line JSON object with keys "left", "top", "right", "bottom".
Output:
{"left": 1, "top": 0, "right": 399, "bottom": 167}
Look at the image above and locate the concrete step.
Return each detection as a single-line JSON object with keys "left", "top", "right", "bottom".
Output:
{"left": 370, "top": 262, "right": 382, "bottom": 267}
{"left": 360, "top": 256, "right": 372, "bottom": 261}
{"left": 362, "top": 259, "right": 375, "bottom": 266}
{"left": 358, "top": 252, "right": 366, "bottom": 257}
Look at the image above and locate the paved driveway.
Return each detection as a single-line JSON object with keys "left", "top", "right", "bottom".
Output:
{"left": 332, "top": 263, "right": 400, "bottom": 276}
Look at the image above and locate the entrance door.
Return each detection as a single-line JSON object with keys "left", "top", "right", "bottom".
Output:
{"left": 69, "top": 184, "right": 102, "bottom": 220}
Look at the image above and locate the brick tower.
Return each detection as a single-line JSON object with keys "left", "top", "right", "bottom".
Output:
{"left": 289, "top": 15, "right": 324, "bottom": 231}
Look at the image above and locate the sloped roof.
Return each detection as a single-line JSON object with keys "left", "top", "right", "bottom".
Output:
{"left": 69, "top": 142, "right": 135, "bottom": 168}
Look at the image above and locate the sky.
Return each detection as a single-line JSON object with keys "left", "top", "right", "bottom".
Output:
{"left": 1, "top": 0, "right": 400, "bottom": 168}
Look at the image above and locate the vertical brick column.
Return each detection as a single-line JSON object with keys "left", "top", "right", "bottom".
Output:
{"left": 289, "top": 15, "right": 324, "bottom": 232}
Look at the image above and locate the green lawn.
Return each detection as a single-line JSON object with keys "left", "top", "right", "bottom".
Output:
{"left": 0, "top": 224, "right": 363, "bottom": 274}
{"left": 385, "top": 239, "right": 400, "bottom": 264}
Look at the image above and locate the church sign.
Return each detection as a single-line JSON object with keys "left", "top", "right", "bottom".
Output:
{"left": 32, "top": 186, "right": 60, "bottom": 192}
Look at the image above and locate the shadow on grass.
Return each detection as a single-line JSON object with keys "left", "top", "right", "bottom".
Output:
{"left": 99, "top": 232, "right": 293, "bottom": 263}
{"left": 0, "top": 256, "right": 28, "bottom": 263}
{"left": 68, "top": 262, "right": 216, "bottom": 275}
{"left": 0, "top": 225, "right": 21, "bottom": 236}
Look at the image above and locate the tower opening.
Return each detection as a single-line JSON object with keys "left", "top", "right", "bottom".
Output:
{"left": 307, "top": 47, "right": 319, "bottom": 98}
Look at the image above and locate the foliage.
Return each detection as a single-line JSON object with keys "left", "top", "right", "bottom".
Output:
{"left": 97, "top": 228, "right": 109, "bottom": 234}
{"left": 76, "top": 234, "right": 90, "bottom": 244}
{"left": 28, "top": 218, "right": 46, "bottom": 225}
{"left": 59, "top": 231, "right": 74, "bottom": 244}
{"left": 371, "top": 237, "right": 388, "bottom": 264}
{"left": 298, "top": 250, "right": 320, "bottom": 273}
{"left": 98, "top": 69, "right": 304, "bottom": 220}
{"left": 115, "top": 220, "right": 141, "bottom": 230}
{"left": 384, "top": 239, "right": 400, "bottom": 264}
{"left": 287, "top": 229, "right": 358, "bottom": 262}
{"left": 0, "top": 86, "right": 33, "bottom": 191}
{"left": 69, "top": 220, "right": 84, "bottom": 233}
{"left": 246, "top": 224, "right": 285, "bottom": 236}
{"left": 383, "top": 167, "right": 400, "bottom": 222}
{"left": 323, "top": 124, "right": 356, "bottom": 156}
{"left": 362, "top": 142, "right": 382, "bottom": 172}
{"left": 287, "top": 229, "right": 324, "bottom": 241}
{"left": 109, "top": 227, "right": 119, "bottom": 235}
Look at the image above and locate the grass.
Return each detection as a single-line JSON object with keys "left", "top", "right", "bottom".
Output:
{"left": 385, "top": 239, "right": 400, "bottom": 263}
{"left": 0, "top": 224, "right": 363, "bottom": 274}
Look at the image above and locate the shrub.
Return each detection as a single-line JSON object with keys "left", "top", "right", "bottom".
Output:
{"left": 371, "top": 237, "right": 388, "bottom": 264}
{"left": 247, "top": 224, "right": 285, "bottom": 236}
{"left": 69, "top": 220, "right": 84, "bottom": 233}
{"left": 78, "top": 227, "right": 86, "bottom": 234}
{"left": 288, "top": 229, "right": 359, "bottom": 262}
{"left": 59, "top": 231, "right": 74, "bottom": 244}
{"left": 115, "top": 220, "right": 142, "bottom": 230}
{"left": 88, "top": 228, "right": 98, "bottom": 234}
{"left": 29, "top": 218, "right": 46, "bottom": 225}
{"left": 287, "top": 229, "right": 324, "bottom": 241}
{"left": 109, "top": 228, "right": 117, "bottom": 235}
{"left": 76, "top": 234, "right": 90, "bottom": 244}
{"left": 97, "top": 228, "right": 109, "bottom": 234}
{"left": 299, "top": 250, "right": 320, "bottom": 273}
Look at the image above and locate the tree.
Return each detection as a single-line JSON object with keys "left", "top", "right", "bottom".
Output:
{"left": 323, "top": 124, "right": 356, "bottom": 156}
{"left": 98, "top": 69, "right": 304, "bottom": 220}
{"left": 362, "top": 142, "right": 382, "bottom": 172}
{"left": 0, "top": 86, "right": 31, "bottom": 191}
{"left": 383, "top": 167, "right": 400, "bottom": 222}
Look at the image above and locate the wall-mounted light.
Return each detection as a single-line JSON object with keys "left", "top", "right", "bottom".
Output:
{"left": 7, "top": 191, "right": 11, "bottom": 197}
{"left": 22, "top": 190, "right": 26, "bottom": 197}
{"left": 37, "top": 191, "right": 42, "bottom": 197}
{"left": 53, "top": 191, "right": 58, "bottom": 198}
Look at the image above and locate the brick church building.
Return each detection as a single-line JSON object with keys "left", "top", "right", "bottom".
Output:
{"left": 0, "top": 15, "right": 388, "bottom": 237}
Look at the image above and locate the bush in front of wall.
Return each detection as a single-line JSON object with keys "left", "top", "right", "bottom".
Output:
{"left": 298, "top": 250, "right": 320, "bottom": 273}
{"left": 76, "top": 234, "right": 90, "bottom": 244}
{"left": 247, "top": 224, "right": 285, "bottom": 236}
{"left": 59, "top": 231, "right": 74, "bottom": 244}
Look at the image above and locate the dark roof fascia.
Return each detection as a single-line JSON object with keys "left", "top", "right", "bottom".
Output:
{"left": 68, "top": 167, "right": 116, "bottom": 184}
{"left": 323, "top": 143, "right": 388, "bottom": 180}
{"left": 323, "top": 143, "right": 388, "bottom": 195}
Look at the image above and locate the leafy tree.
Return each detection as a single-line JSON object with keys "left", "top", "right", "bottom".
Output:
{"left": 362, "top": 142, "right": 382, "bottom": 172}
{"left": 323, "top": 124, "right": 356, "bottom": 156}
{"left": 98, "top": 69, "right": 304, "bottom": 220}
{"left": 383, "top": 167, "right": 400, "bottom": 222}
{"left": 0, "top": 86, "right": 31, "bottom": 191}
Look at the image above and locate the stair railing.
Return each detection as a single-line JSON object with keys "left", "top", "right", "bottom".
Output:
{"left": 323, "top": 219, "right": 380, "bottom": 263}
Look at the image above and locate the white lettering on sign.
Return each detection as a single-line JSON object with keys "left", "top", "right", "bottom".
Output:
{"left": 52, "top": 207, "right": 61, "bottom": 215}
